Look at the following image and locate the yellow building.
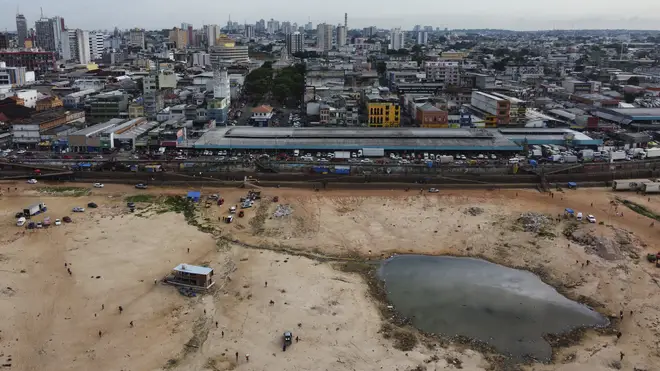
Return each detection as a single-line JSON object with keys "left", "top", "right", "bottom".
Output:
{"left": 36, "top": 96, "right": 63, "bottom": 112}
{"left": 128, "top": 103, "right": 144, "bottom": 118}
{"left": 169, "top": 28, "right": 188, "bottom": 49}
{"left": 367, "top": 97, "right": 400, "bottom": 127}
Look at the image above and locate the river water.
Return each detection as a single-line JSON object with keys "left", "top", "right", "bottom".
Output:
{"left": 379, "top": 255, "right": 608, "bottom": 361}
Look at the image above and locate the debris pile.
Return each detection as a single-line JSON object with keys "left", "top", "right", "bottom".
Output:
{"left": 273, "top": 204, "right": 293, "bottom": 218}
{"left": 517, "top": 212, "right": 552, "bottom": 233}
{"left": 465, "top": 207, "right": 484, "bottom": 216}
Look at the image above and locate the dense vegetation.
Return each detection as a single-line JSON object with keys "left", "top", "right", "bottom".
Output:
{"left": 244, "top": 62, "right": 305, "bottom": 106}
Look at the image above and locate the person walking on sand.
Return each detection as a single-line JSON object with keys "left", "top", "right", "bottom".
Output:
{"left": 67, "top": 268, "right": 72, "bottom": 275}
{"left": 130, "top": 321, "right": 133, "bottom": 328}
{"left": 245, "top": 354, "right": 249, "bottom": 362}
{"left": 98, "top": 330, "right": 102, "bottom": 338}
{"left": 119, "top": 306, "right": 123, "bottom": 314}
{"left": 215, "top": 321, "right": 218, "bottom": 328}
{"left": 265, "top": 281, "right": 268, "bottom": 287}
{"left": 620, "top": 351, "right": 624, "bottom": 361}
{"left": 235, "top": 352, "right": 238, "bottom": 362}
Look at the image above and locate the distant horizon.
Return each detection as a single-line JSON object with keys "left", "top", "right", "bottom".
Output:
{"left": 1, "top": 0, "right": 659, "bottom": 32}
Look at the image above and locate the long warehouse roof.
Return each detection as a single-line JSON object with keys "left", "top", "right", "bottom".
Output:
{"left": 193, "top": 127, "right": 522, "bottom": 151}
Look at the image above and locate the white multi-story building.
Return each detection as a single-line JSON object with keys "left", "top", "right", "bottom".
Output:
{"left": 286, "top": 32, "right": 304, "bottom": 55}
{"left": 316, "top": 23, "right": 333, "bottom": 52}
{"left": 244, "top": 25, "right": 255, "bottom": 40}
{"left": 389, "top": 28, "right": 404, "bottom": 50}
{"left": 267, "top": 19, "right": 279, "bottom": 34}
{"left": 416, "top": 31, "right": 428, "bottom": 45}
{"left": 68, "top": 29, "right": 91, "bottom": 64}
{"left": 88, "top": 32, "right": 105, "bottom": 60}
{"left": 210, "top": 44, "right": 250, "bottom": 66}
{"left": 206, "top": 24, "right": 220, "bottom": 46}
{"left": 424, "top": 60, "right": 460, "bottom": 86}
{"left": 336, "top": 26, "right": 347, "bottom": 47}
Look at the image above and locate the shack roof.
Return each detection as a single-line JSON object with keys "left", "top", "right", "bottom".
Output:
{"left": 173, "top": 264, "right": 213, "bottom": 275}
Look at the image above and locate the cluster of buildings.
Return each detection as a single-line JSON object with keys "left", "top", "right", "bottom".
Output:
{"left": 3, "top": 12, "right": 660, "bottom": 156}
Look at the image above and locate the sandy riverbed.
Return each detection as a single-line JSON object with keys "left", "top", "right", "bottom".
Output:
{"left": 0, "top": 182, "right": 658, "bottom": 371}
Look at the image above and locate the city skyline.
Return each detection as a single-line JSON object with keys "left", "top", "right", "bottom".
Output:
{"left": 1, "top": 0, "right": 660, "bottom": 31}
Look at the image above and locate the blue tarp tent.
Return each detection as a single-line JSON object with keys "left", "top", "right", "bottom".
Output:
{"left": 568, "top": 182, "right": 577, "bottom": 189}
{"left": 187, "top": 191, "right": 201, "bottom": 202}
{"left": 564, "top": 208, "right": 574, "bottom": 215}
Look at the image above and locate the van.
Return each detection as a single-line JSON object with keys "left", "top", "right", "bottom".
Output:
{"left": 576, "top": 212, "right": 583, "bottom": 221}
{"left": 293, "top": 150, "right": 300, "bottom": 157}
{"left": 16, "top": 217, "right": 26, "bottom": 227}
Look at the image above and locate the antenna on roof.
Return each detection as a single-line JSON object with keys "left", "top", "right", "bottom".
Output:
{"left": 40, "top": 7, "right": 44, "bottom": 18}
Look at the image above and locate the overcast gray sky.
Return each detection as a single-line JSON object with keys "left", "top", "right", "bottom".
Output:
{"left": 1, "top": 0, "right": 659, "bottom": 31}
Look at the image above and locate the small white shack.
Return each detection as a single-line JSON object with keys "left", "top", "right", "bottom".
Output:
{"left": 166, "top": 264, "right": 215, "bottom": 290}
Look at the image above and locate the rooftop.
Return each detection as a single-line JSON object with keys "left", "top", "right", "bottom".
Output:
{"left": 71, "top": 118, "right": 125, "bottom": 137}
{"left": 193, "top": 127, "right": 522, "bottom": 151}
{"left": 173, "top": 264, "right": 213, "bottom": 275}
{"left": 251, "top": 105, "right": 273, "bottom": 114}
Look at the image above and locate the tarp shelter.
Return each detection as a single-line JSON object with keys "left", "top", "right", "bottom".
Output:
{"left": 568, "top": 182, "right": 577, "bottom": 189}
{"left": 564, "top": 208, "right": 574, "bottom": 215}
{"left": 186, "top": 191, "right": 201, "bottom": 202}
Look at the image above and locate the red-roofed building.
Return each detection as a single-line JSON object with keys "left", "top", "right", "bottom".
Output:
{"left": 250, "top": 105, "right": 274, "bottom": 127}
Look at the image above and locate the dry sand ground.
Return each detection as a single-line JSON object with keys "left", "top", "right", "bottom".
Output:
{"left": 0, "top": 181, "right": 659, "bottom": 371}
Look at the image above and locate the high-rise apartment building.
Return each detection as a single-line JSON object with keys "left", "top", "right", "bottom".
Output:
{"left": 206, "top": 25, "right": 220, "bottom": 47}
{"left": 89, "top": 32, "right": 105, "bottom": 60}
{"left": 286, "top": 32, "right": 304, "bottom": 55}
{"left": 416, "top": 31, "right": 428, "bottom": 45}
{"left": 305, "top": 22, "right": 313, "bottom": 31}
{"left": 68, "top": 29, "right": 91, "bottom": 64}
{"left": 316, "top": 23, "right": 333, "bottom": 52}
{"left": 336, "top": 26, "right": 347, "bottom": 47}
{"left": 181, "top": 23, "right": 194, "bottom": 45}
{"left": 281, "top": 21, "right": 292, "bottom": 35}
{"left": 389, "top": 28, "right": 404, "bottom": 50}
{"left": 267, "top": 19, "right": 278, "bottom": 34}
{"left": 16, "top": 14, "right": 28, "bottom": 48}
{"left": 34, "top": 16, "right": 69, "bottom": 60}
{"left": 256, "top": 19, "right": 266, "bottom": 33}
{"left": 244, "top": 25, "right": 255, "bottom": 40}
{"left": 35, "top": 18, "right": 56, "bottom": 52}
{"left": 169, "top": 28, "right": 188, "bottom": 49}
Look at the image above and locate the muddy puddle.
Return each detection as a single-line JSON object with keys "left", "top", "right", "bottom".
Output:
{"left": 379, "top": 255, "right": 608, "bottom": 361}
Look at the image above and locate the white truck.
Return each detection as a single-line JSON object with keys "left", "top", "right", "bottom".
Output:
{"left": 362, "top": 148, "right": 385, "bottom": 157}
{"left": 334, "top": 151, "right": 351, "bottom": 159}
{"left": 579, "top": 149, "right": 594, "bottom": 161}
{"left": 23, "top": 202, "right": 47, "bottom": 217}
{"left": 609, "top": 150, "right": 627, "bottom": 161}
{"left": 645, "top": 148, "right": 660, "bottom": 159}
{"left": 612, "top": 179, "right": 652, "bottom": 191}
{"left": 562, "top": 155, "right": 578, "bottom": 163}
{"left": 642, "top": 182, "right": 660, "bottom": 194}
{"left": 437, "top": 155, "right": 454, "bottom": 164}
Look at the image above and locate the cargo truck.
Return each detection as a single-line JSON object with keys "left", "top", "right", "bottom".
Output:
{"left": 23, "top": 202, "right": 47, "bottom": 218}
{"left": 579, "top": 149, "right": 594, "bottom": 161}
{"left": 645, "top": 148, "right": 660, "bottom": 159}
{"left": 642, "top": 182, "right": 660, "bottom": 194}
{"left": 612, "top": 179, "right": 652, "bottom": 191}
{"left": 562, "top": 155, "right": 578, "bottom": 163}
{"left": 362, "top": 148, "right": 385, "bottom": 157}
{"left": 437, "top": 155, "right": 454, "bottom": 164}
{"left": 334, "top": 151, "right": 351, "bottom": 159}
{"left": 609, "top": 150, "right": 627, "bottom": 161}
